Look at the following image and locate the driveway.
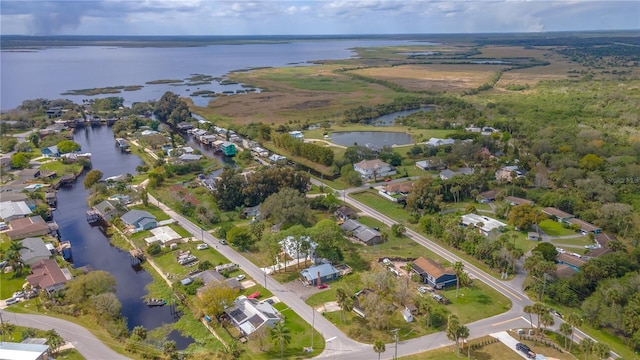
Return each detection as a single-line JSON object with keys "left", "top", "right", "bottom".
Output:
{"left": 491, "top": 331, "right": 530, "bottom": 359}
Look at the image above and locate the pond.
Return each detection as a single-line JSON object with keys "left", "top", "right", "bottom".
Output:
{"left": 331, "top": 131, "right": 414, "bottom": 148}
{"left": 366, "top": 106, "right": 433, "bottom": 126}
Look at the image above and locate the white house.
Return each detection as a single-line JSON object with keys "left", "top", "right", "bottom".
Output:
{"left": 0, "top": 201, "right": 32, "bottom": 221}
{"left": 353, "top": 159, "right": 396, "bottom": 180}
{"left": 144, "top": 226, "right": 182, "bottom": 247}
{"left": 461, "top": 214, "right": 506, "bottom": 236}
{"left": 224, "top": 296, "right": 282, "bottom": 336}
{"left": 424, "top": 138, "right": 455, "bottom": 147}
{"left": 268, "top": 154, "right": 287, "bottom": 163}
{"left": 279, "top": 235, "right": 317, "bottom": 261}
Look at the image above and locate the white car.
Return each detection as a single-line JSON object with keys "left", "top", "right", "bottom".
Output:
{"left": 196, "top": 244, "right": 209, "bottom": 250}
{"left": 236, "top": 274, "right": 246, "bottom": 281}
{"left": 5, "top": 297, "right": 20, "bottom": 306}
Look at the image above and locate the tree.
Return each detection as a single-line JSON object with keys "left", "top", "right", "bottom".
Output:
{"left": 507, "top": 205, "right": 538, "bottom": 230}
{"left": 523, "top": 305, "right": 535, "bottom": 331}
{"left": 560, "top": 322, "right": 572, "bottom": 349}
{"left": 532, "top": 303, "right": 547, "bottom": 334}
{"left": 132, "top": 325, "right": 147, "bottom": 340}
{"left": 226, "top": 226, "right": 255, "bottom": 251}
{"left": 373, "top": 339, "right": 386, "bottom": 360}
{"left": 10, "top": 152, "right": 29, "bottom": 169}
{"left": 336, "top": 288, "right": 354, "bottom": 323}
{"left": 270, "top": 321, "right": 291, "bottom": 357}
{"left": 453, "top": 261, "right": 465, "bottom": 298}
{"left": 28, "top": 132, "right": 39, "bottom": 147}
{"left": 566, "top": 313, "right": 583, "bottom": 353}
{"left": 3, "top": 241, "right": 28, "bottom": 277}
{"left": 593, "top": 342, "right": 610, "bottom": 360}
{"left": 56, "top": 140, "right": 81, "bottom": 154}
{"left": 532, "top": 242, "right": 558, "bottom": 262}
{"left": 46, "top": 329, "right": 64, "bottom": 355}
{"left": 148, "top": 242, "right": 162, "bottom": 256}
{"left": 84, "top": 169, "right": 104, "bottom": 189}
{"left": 65, "top": 270, "right": 117, "bottom": 307}
{"left": 196, "top": 283, "right": 238, "bottom": 318}
{"left": 540, "top": 312, "right": 554, "bottom": 340}
{"left": 580, "top": 338, "right": 595, "bottom": 360}
{"left": 260, "top": 188, "right": 311, "bottom": 226}
{"left": 579, "top": 154, "right": 604, "bottom": 171}
{"left": 391, "top": 223, "right": 406, "bottom": 238}
{"left": 458, "top": 325, "right": 470, "bottom": 358}
{"left": 446, "top": 314, "right": 462, "bottom": 355}
{"left": 91, "top": 292, "right": 122, "bottom": 322}
{"left": 162, "top": 340, "right": 177, "bottom": 359}
{"left": 417, "top": 295, "right": 435, "bottom": 328}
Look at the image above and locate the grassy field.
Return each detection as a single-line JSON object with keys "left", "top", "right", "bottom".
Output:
{"left": 538, "top": 219, "right": 576, "bottom": 237}
{"left": 349, "top": 189, "right": 412, "bottom": 222}
{"left": 438, "top": 282, "right": 512, "bottom": 325}
{"left": 550, "top": 236, "right": 594, "bottom": 248}
{"left": 0, "top": 272, "right": 26, "bottom": 299}
{"left": 399, "top": 336, "right": 521, "bottom": 360}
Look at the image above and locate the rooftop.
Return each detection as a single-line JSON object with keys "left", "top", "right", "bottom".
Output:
{"left": 412, "top": 257, "right": 454, "bottom": 279}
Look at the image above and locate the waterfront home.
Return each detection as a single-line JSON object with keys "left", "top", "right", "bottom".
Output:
{"left": 5, "top": 216, "right": 51, "bottom": 240}
{"left": 221, "top": 142, "right": 236, "bottom": 157}
{"left": 26, "top": 258, "right": 71, "bottom": 293}
{"left": 41, "top": 145, "right": 60, "bottom": 158}
{"left": 194, "top": 270, "right": 242, "bottom": 294}
{"left": 268, "top": 154, "right": 287, "bottom": 163}
{"left": 144, "top": 226, "right": 182, "bottom": 247}
{"left": 353, "top": 159, "right": 396, "bottom": 181}
{"left": 19, "top": 237, "right": 52, "bottom": 266}
{"left": 121, "top": 210, "right": 157, "bottom": 232}
{"left": 178, "top": 154, "right": 203, "bottom": 162}
{"left": 415, "top": 159, "right": 444, "bottom": 171}
{"left": 0, "top": 201, "right": 33, "bottom": 221}
{"left": 300, "top": 263, "right": 340, "bottom": 286}
{"left": 0, "top": 342, "right": 50, "bottom": 360}
{"left": 224, "top": 295, "right": 282, "bottom": 336}
{"left": 93, "top": 200, "right": 121, "bottom": 222}
{"left": 251, "top": 146, "right": 269, "bottom": 157}
{"left": 460, "top": 214, "right": 506, "bottom": 236}
{"left": 411, "top": 256, "right": 457, "bottom": 289}
{"left": 424, "top": 137, "right": 455, "bottom": 147}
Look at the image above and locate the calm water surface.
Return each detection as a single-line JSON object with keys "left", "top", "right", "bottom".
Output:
{"left": 55, "top": 126, "right": 192, "bottom": 348}
{"left": 1, "top": 39, "right": 420, "bottom": 110}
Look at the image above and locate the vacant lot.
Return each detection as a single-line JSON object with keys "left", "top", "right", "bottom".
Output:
{"left": 351, "top": 64, "right": 503, "bottom": 93}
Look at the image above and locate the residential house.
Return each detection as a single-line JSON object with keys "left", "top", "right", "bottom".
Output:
{"left": 554, "top": 265, "right": 578, "bottom": 279}
{"left": 121, "top": 210, "right": 158, "bottom": 232}
{"left": 243, "top": 205, "right": 260, "bottom": 218}
{"left": 478, "top": 190, "right": 498, "bottom": 203}
{"left": 220, "top": 142, "right": 236, "bottom": 156}
{"left": 495, "top": 166, "right": 526, "bottom": 183}
{"left": 92, "top": 200, "right": 121, "bottom": 222}
{"left": 224, "top": 295, "right": 282, "bottom": 336}
{"left": 505, "top": 196, "right": 534, "bottom": 206}
{"left": 595, "top": 233, "right": 616, "bottom": 248}
{"left": 5, "top": 216, "right": 51, "bottom": 240}
{"left": 279, "top": 235, "right": 317, "bottom": 261}
{"left": 268, "top": 154, "right": 287, "bottom": 163}
{"left": 16, "top": 169, "right": 41, "bottom": 183}
{"left": 0, "top": 192, "right": 28, "bottom": 203}
{"left": 300, "top": 263, "right": 340, "bottom": 286}
{"left": 335, "top": 205, "right": 358, "bottom": 221}
{"left": 352, "top": 289, "right": 375, "bottom": 318}
{"left": 411, "top": 256, "right": 457, "bottom": 289}
{"left": 541, "top": 207, "right": 575, "bottom": 223}
{"left": 26, "top": 258, "right": 71, "bottom": 292}
{"left": 288, "top": 131, "right": 304, "bottom": 140}
{"left": 583, "top": 247, "right": 613, "bottom": 260}
{"left": 379, "top": 182, "right": 413, "bottom": 203}
{"left": 0, "top": 156, "right": 12, "bottom": 172}
{"left": 194, "top": 270, "right": 242, "bottom": 294}
{"left": 339, "top": 219, "right": 383, "bottom": 245}
{"left": 144, "top": 226, "right": 182, "bottom": 247}
{"left": 178, "top": 154, "right": 203, "bottom": 162}
{"left": 415, "top": 159, "right": 444, "bottom": 171}
{"left": 0, "top": 342, "right": 50, "bottom": 360}
{"left": 556, "top": 253, "right": 585, "bottom": 272}
{"left": 176, "top": 122, "right": 194, "bottom": 131}
{"left": 251, "top": 147, "right": 269, "bottom": 157}
{"left": 424, "top": 137, "right": 455, "bottom": 147}
{"left": 0, "top": 201, "right": 33, "bottom": 221}
{"left": 567, "top": 218, "right": 601, "bottom": 234}
{"left": 460, "top": 214, "right": 507, "bottom": 236}
{"left": 40, "top": 145, "right": 60, "bottom": 158}
{"left": 19, "top": 237, "right": 52, "bottom": 266}
{"left": 353, "top": 159, "right": 396, "bottom": 181}
{"left": 439, "top": 167, "right": 474, "bottom": 180}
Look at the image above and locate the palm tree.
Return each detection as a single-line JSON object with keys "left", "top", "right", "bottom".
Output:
{"left": 580, "top": 338, "right": 594, "bottom": 360}
{"left": 457, "top": 325, "right": 470, "bottom": 358}
{"left": 373, "top": 339, "right": 386, "bottom": 360}
{"left": 335, "top": 287, "right": 349, "bottom": 322}
{"left": 593, "top": 342, "right": 610, "bottom": 360}
{"left": 418, "top": 296, "right": 434, "bottom": 328}
{"left": 559, "top": 322, "right": 572, "bottom": 349}
{"left": 523, "top": 305, "right": 535, "bottom": 331}
{"left": 453, "top": 261, "right": 465, "bottom": 298}
{"left": 532, "top": 302, "right": 547, "bottom": 334}
{"left": 566, "top": 312, "right": 583, "bottom": 353}
{"left": 3, "top": 241, "right": 27, "bottom": 277}
{"left": 446, "top": 314, "right": 461, "bottom": 355}
{"left": 539, "top": 312, "right": 554, "bottom": 340}
{"left": 270, "top": 321, "right": 291, "bottom": 357}
{"left": 46, "top": 329, "right": 64, "bottom": 355}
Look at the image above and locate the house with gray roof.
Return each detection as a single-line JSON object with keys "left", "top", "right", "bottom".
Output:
{"left": 0, "top": 201, "right": 32, "bottom": 221}
{"left": 339, "top": 219, "right": 383, "bottom": 245}
{"left": 0, "top": 341, "right": 50, "bottom": 360}
{"left": 121, "top": 210, "right": 157, "bottom": 232}
{"left": 224, "top": 295, "right": 282, "bottom": 336}
{"left": 93, "top": 200, "right": 121, "bottom": 222}
{"left": 439, "top": 167, "right": 474, "bottom": 180}
{"left": 41, "top": 145, "right": 60, "bottom": 158}
{"left": 19, "top": 237, "right": 52, "bottom": 266}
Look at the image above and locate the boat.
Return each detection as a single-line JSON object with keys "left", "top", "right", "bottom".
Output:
{"left": 144, "top": 298, "right": 166, "bottom": 307}
{"left": 58, "top": 241, "right": 72, "bottom": 262}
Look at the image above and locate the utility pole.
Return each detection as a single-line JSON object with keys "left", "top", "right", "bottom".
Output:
{"left": 540, "top": 273, "right": 548, "bottom": 301}
{"left": 391, "top": 328, "right": 400, "bottom": 359}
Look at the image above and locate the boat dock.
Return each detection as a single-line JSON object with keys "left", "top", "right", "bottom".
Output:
{"left": 115, "top": 138, "right": 131, "bottom": 153}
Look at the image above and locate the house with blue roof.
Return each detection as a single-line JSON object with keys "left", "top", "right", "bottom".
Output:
{"left": 121, "top": 210, "right": 157, "bottom": 232}
{"left": 300, "top": 263, "right": 339, "bottom": 286}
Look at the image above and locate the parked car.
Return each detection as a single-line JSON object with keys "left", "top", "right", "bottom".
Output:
{"left": 0, "top": 222, "right": 8, "bottom": 231}
{"left": 5, "top": 297, "right": 19, "bottom": 306}
{"left": 385, "top": 178, "right": 392, "bottom": 182}
{"left": 219, "top": 239, "right": 227, "bottom": 245}
{"left": 13, "top": 291, "right": 25, "bottom": 299}
{"left": 196, "top": 243, "right": 209, "bottom": 250}
{"left": 317, "top": 283, "right": 328, "bottom": 289}
{"left": 236, "top": 274, "right": 246, "bottom": 281}
{"left": 515, "top": 343, "right": 536, "bottom": 359}
{"left": 418, "top": 286, "right": 434, "bottom": 294}
{"left": 549, "top": 309, "right": 563, "bottom": 318}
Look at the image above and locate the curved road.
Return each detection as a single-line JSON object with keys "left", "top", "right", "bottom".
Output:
{"left": 0, "top": 310, "right": 129, "bottom": 360}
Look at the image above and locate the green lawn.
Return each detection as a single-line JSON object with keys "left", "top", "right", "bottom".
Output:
{"left": 550, "top": 236, "right": 593, "bottom": 248}
{"left": 350, "top": 189, "right": 412, "bottom": 222}
{"left": 0, "top": 272, "right": 27, "bottom": 299}
{"left": 538, "top": 219, "right": 576, "bottom": 237}
{"left": 129, "top": 204, "right": 172, "bottom": 221}
{"left": 399, "top": 336, "right": 522, "bottom": 360}
{"left": 439, "top": 282, "right": 512, "bottom": 325}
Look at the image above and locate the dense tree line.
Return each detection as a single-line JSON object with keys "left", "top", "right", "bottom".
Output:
{"left": 272, "top": 133, "right": 334, "bottom": 166}
{"left": 212, "top": 166, "right": 310, "bottom": 211}
{"left": 153, "top": 91, "right": 191, "bottom": 127}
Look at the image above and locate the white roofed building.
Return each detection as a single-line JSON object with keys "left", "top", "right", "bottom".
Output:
{"left": 224, "top": 296, "right": 282, "bottom": 336}
{"left": 461, "top": 214, "right": 507, "bottom": 236}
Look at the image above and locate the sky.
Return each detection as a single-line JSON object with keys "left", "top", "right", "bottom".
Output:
{"left": 1, "top": 0, "right": 638, "bottom": 36}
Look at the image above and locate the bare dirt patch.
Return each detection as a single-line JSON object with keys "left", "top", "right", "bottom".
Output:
{"left": 351, "top": 64, "right": 502, "bottom": 92}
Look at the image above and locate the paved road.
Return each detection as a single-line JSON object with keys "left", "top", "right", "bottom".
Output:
{"left": 0, "top": 310, "right": 130, "bottom": 360}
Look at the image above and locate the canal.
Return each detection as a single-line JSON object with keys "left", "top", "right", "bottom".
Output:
{"left": 53, "top": 126, "right": 193, "bottom": 348}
